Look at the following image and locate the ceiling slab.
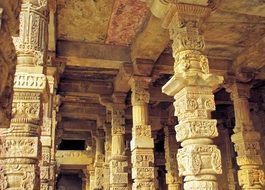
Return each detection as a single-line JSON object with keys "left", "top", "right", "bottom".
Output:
{"left": 106, "top": 0, "right": 149, "bottom": 45}
{"left": 57, "top": 0, "right": 114, "bottom": 43}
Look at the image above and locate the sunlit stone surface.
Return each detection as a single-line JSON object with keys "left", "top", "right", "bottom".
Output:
{"left": 0, "top": 0, "right": 264, "bottom": 190}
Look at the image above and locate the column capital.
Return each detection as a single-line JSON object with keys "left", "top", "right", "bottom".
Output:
{"left": 21, "top": 0, "right": 48, "bottom": 10}
{"left": 129, "top": 76, "right": 152, "bottom": 106}
{"left": 224, "top": 82, "right": 251, "bottom": 100}
{"left": 112, "top": 92, "right": 127, "bottom": 105}
{"left": 163, "top": 3, "right": 211, "bottom": 30}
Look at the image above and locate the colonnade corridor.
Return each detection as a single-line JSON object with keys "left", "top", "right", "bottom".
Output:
{"left": 0, "top": 0, "right": 265, "bottom": 190}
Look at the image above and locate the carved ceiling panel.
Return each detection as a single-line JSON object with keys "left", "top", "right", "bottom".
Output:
{"left": 106, "top": 0, "right": 149, "bottom": 45}
{"left": 57, "top": 0, "right": 114, "bottom": 43}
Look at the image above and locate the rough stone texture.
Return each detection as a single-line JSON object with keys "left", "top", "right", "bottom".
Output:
{"left": 204, "top": 9, "right": 265, "bottom": 60}
{"left": 106, "top": 0, "right": 149, "bottom": 45}
{"left": 0, "top": 0, "right": 21, "bottom": 128}
{"left": 57, "top": 0, "right": 114, "bottom": 43}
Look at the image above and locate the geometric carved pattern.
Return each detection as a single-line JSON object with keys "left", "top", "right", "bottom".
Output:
{"left": 162, "top": 3, "right": 223, "bottom": 190}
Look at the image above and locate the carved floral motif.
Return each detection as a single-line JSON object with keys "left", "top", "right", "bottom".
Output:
{"left": 162, "top": 3, "right": 223, "bottom": 189}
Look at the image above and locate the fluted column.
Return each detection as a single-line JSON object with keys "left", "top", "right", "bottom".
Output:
{"left": 109, "top": 101, "right": 128, "bottom": 190}
{"left": 164, "top": 125, "right": 182, "bottom": 190}
{"left": 162, "top": 4, "right": 223, "bottom": 190}
{"left": 226, "top": 83, "right": 265, "bottom": 189}
{"left": 94, "top": 130, "right": 105, "bottom": 190}
{"left": 129, "top": 76, "right": 155, "bottom": 190}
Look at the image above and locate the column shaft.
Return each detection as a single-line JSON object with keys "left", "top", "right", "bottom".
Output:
{"left": 94, "top": 132, "right": 105, "bottom": 190}
{"left": 164, "top": 125, "right": 182, "bottom": 190}
{"left": 103, "top": 123, "right": 111, "bottom": 190}
{"left": 0, "top": 1, "right": 48, "bottom": 188}
{"left": 229, "top": 83, "right": 265, "bottom": 189}
{"left": 162, "top": 4, "right": 223, "bottom": 190}
{"left": 130, "top": 77, "right": 155, "bottom": 190}
{"left": 110, "top": 107, "right": 128, "bottom": 190}
{"left": 89, "top": 171, "right": 95, "bottom": 190}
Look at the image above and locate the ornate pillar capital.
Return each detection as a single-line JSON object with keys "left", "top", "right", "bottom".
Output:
{"left": 161, "top": 2, "right": 223, "bottom": 189}
{"left": 21, "top": 0, "right": 48, "bottom": 11}
{"left": 129, "top": 76, "right": 152, "bottom": 106}
{"left": 224, "top": 82, "right": 251, "bottom": 101}
{"left": 225, "top": 83, "right": 265, "bottom": 189}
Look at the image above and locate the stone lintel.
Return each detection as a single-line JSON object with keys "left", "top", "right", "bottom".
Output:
{"left": 59, "top": 80, "right": 113, "bottom": 96}
{"left": 56, "top": 150, "right": 93, "bottom": 165}
{"left": 57, "top": 40, "right": 131, "bottom": 63}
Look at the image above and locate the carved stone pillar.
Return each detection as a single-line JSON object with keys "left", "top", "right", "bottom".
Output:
{"left": 103, "top": 123, "right": 111, "bottom": 190}
{"left": 40, "top": 115, "right": 52, "bottom": 190}
{"left": 89, "top": 171, "right": 95, "bottom": 190}
{"left": 164, "top": 125, "right": 182, "bottom": 190}
{"left": 0, "top": 0, "right": 49, "bottom": 188}
{"left": 109, "top": 100, "right": 128, "bottom": 190}
{"left": 93, "top": 130, "right": 105, "bottom": 190}
{"left": 49, "top": 95, "right": 60, "bottom": 190}
{"left": 0, "top": 72, "right": 47, "bottom": 189}
{"left": 162, "top": 3, "right": 223, "bottom": 190}
{"left": 129, "top": 76, "right": 155, "bottom": 190}
{"left": 226, "top": 83, "right": 265, "bottom": 189}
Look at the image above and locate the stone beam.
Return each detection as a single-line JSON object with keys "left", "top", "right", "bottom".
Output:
{"left": 57, "top": 40, "right": 131, "bottom": 68}
{"left": 62, "top": 119, "right": 96, "bottom": 132}
{"left": 62, "top": 131, "right": 92, "bottom": 140}
{"left": 60, "top": 103, "right": 106, "bottom": 120}
{"left": 59, "top": 80, "right": 113, "bottom": 96}
{"left": 56, "top": 150, "right": 93, "bottom": 165}
{"left": 131, "top": 15, "right": 170, "bottom": 62}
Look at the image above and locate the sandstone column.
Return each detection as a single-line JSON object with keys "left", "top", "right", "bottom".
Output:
{"left": 109, "top": 94, "right": 129, "bottom": 190}
{"left": 164, "top": 125, "right": 182, "bottom": 190}
{"left": 226, "top": 83, "right": 265, "bottom": 189}
{"left": 0, "top": 0, "right": 48, "bottom": 189}
{"left": 162, "top": 4, "right": 223, "bottom": 189}
{"left": 103, "top": 123, "right": 111, "bottom": 190}
{"left": 93, "top": 130, "right": 105, "bottom": 190}
{"left": 89, "top": 171, "right": 95, "bottom": 190}
{"left": 129, "top": 76, "right": 155, "bottom": 190}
